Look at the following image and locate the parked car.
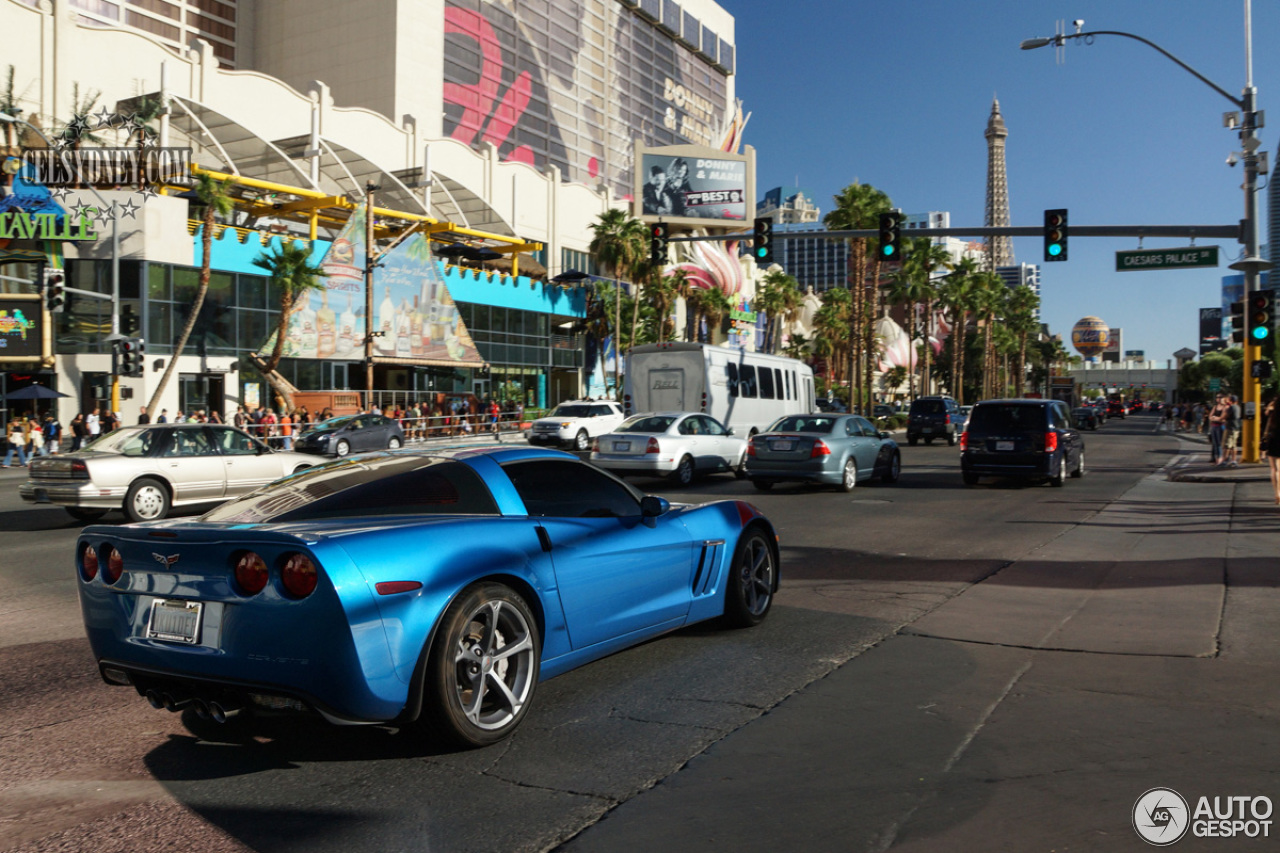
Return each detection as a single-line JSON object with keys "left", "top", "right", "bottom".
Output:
{"left": 590, "top": 412, "right": 746, "bottom": 485}
{"left": 293, "top": 414, "right": 405, "bottom": 457}
{"left": 955, "top": 405, "right": 972, "bottom": 433}
{"left": 75, "top": 447, "right": 779, "bottom": 746}
{"left": 20, "top": 424, "right": 316, "bottom": 523}
{"left": 1073, "top": 406, "right": 1101, "bottom": 430}
{"left": 872, "top": 404, "right": 896, "bottom": 419}
{"left": 746, "top": 413, "right": 900, "bottom": 491}
{"left": 960, "top": 399, "right": 1085, "bottom": 487}
{"left": 817, "top": 398, "right": 850, "bottom": 413}
{"left": 906, "top": 396, "right": 961, "bottom": 446}
{"left": 525, "top": 400, "right": 625, "bottom": 450}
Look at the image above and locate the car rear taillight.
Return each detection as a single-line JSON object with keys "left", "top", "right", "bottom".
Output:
{"left": 944, "top": 414, "right": 951, "bottom": 425}
{"left": 281, "top": 553, "right": 318, "bottom": 598}
{"left": 1044, "top": 431, "right": 1059, "bottom": 453}
{"left": 234, "top": 551, "right": 269, "bottom": 596}
{"left": 646, "top": 437, "right": 660, "bottom": 454}
{"left": 591, "top": 437, "right": 599, "bottom": 452}
{"left": 70, "top": 459, "right": 90, "bottom": 480}
{"left": 810, "top": 440, "right": 832, "bottom": 458}
{"left": 747, "top": 439, "right": 757, "bottom": 457}
{"left": 960, "top": 431, "right": 969, "bottom": 451}
{"left": 80, "top": 544, "right": 98, "bottom": 581}
{"left": 101, "top": 545, "right": 124, "bottom": 585}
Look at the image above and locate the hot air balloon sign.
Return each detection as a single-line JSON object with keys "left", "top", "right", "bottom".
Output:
{"left": 1071, "top": 316, "right": 1110, "bottom": 359}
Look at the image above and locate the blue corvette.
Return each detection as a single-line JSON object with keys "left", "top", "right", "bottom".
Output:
{"left": 76, "top": 447, "right": 779, "bottom": 746}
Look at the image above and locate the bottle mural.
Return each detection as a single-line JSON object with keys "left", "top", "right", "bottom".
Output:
{"left": 337, "top": 293, "right": 356, "bottom": 357}
{"left": 316, "top": 289, "right": 336, "bottom": 358}
{"left": 296, "top": 300, "right": 318, "bottom": 358}
{"left": 395, "top": 298, "right": 413, "bottom": 357}
{"left": 410, "top": 295, "right": 424, "bottom": 357}
{"left": 377, "top": 286, "right": 396, "bottom": 355}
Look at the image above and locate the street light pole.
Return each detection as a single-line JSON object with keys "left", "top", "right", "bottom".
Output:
{"left": 364, "top": 181, "right": 379, "bottom": 407}
{"left": 1021, "top": 7, "right": 1271, "bottom": 460}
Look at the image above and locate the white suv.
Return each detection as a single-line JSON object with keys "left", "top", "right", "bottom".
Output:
{"left": 526, "top": 400, "right": 625, "bottom": 451}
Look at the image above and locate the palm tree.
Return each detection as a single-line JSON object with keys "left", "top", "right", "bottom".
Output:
{"left": 122, "top": 95, "right": 165, "bottom": 191}
{"left": 699, "top": 286, "right": 734, "bottom": 344}
{"left": 648, "top": 268, "right": 685, "bottom": 343}
{"left": 823, "top": 182, "right": 891, "bottom": 414}
{"left": 252, "top": 242, "right": 326, "bottom": 410}
{"left": 1005, "top": 285, "right": 1041, "bottom": 397}
{"left": 884, "top": 246, "right": 931, "bottom": 401}
{"left": 588, "top": 209, "right": 646, "bottom": 395}
{"left": 756, "top": 269, "right": 803, "bottom": 354}
{"left": 911, "top": 239, "right": 953, "bottom": 396}
{"left": 812, "top": 287, "right": 853, "bottom": 390}
{"left": 146, "top": 172, "right": 236, "bottom": 414}
{"left": 937, "top": 257, "right": 978, "bottom": 403}
{"left": 969, "top": 272, "right": 1006, "bottom": 401}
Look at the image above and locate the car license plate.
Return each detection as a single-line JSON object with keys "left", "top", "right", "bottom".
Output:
{"left": 770, "top": 440, "right": 795, "bottom": 451}
{"left": 147, "top": 599, "right": 202, "bottom": 645}
{"left": 996, "top": 441, "right": 1015, "bottom": 452}
{"left": 922, "top": 427, "right": 933, "bottom": 434}
{"left": 614, "top": 441, "right": 631, "bottom": 452}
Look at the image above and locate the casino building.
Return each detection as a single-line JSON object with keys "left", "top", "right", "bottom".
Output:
{"left": 0, "top": 0, "right": 737, "bottom": 421}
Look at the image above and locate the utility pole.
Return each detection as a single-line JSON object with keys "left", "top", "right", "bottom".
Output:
{"left": 364, "top": 181, "right": 379, "bottom": 406}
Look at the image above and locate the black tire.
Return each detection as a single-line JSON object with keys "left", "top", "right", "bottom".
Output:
{"left": 962, "top": 471, "right": 980, "bottom": 487}
{"left": 722, "top": 527, "right": 776, "bottom": 628}
{"left": 1049, "top": 455, "right": 1067, "bottom": 487}
{"left": 751, "top": 480, "right": 774, "bottom": 491}
{"left": 574, "top": 430, "right": 589, "bottom": 452}
{"left": 1071, "top": 449, "right": 1085, "bottom": 478}
{"left": 881, "top": 452, "right": 901, "bottom": 485}
{"left": 66, "top": 507, "right": 107, "bottom": 523}
{"left": 423, "top": 582, "right": 540, "bottom": 747}
{"left": 670, "top": 455, "right": 694, "bottom": 486}
{"left": 335, "top": 439, "right": 351, "bottom": 457}
{"left": 946, "top": 432, "right": 957, "bottom": 447}
{"left": 388, "top": 436, "right": 403, "bottom": 450}
{"left": 839, "top": 457, "right": 857, "bottom": 492}
{"left": 124, "top": 477, "right": 170, "bottom": 523}
{"left": 733, "top": 453, "right": 747, "bottom": 479}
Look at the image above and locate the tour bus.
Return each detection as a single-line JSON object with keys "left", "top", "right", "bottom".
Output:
{"left": 623, "top": 342, "right": 816, "bottom": 436}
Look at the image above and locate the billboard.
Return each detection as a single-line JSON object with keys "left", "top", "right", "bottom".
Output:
{"left": 0, "top": 296, "right": 43, "bottom": 361}
{"left": 634, "top": 143, "right": 754, "bottom": 229}
{"left": 1102, "top": 327, "right": 1122, "bottom": 363}
{"left": 1199, "top": 307, "right": 1225, "bottom": 354}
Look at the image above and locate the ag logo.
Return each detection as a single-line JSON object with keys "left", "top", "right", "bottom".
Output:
{"left": 1134, "top": 787, "right": 1190, "bottom": 845}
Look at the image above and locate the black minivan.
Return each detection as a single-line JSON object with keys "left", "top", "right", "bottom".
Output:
{"left": 906, "top": 396, "right": 960, "bottom": 446}
{"left": 960, "top": 399, "right": 1084, "bottom": 487}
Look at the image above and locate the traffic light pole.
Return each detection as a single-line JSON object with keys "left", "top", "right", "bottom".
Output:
{"left": 670, "top": 224, "right": 1241, "bottom": 243}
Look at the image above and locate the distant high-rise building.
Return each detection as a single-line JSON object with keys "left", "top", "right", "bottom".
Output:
{"left": 996, "top": 263, "right": 1041, "bottom": 320}
{"left": 757, "top": 187, "right": 821, "bottom": 224}
{"left": 984, "top": 97, "right": 1014, "bottom": 269}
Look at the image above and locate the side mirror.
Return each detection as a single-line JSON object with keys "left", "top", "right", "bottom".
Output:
{"left": 879, "top": 431, "right": 890, "bottom": 440}
{"left": 726, "top": 427, "right": 735, "bottom": 436}
{"left": 640, "top": 495, "right": 670, "bottom": 518}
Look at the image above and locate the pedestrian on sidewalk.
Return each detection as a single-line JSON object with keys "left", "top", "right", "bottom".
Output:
{"left": 1222, "top": 394, "right": 1242, "bottom": 468}
{"left": 1263, "top": 395, "right": 1280, "bottom": 503}
{"left": 70, "top": 413, "right": 86, "bottom": 452}
{"left": 1208, "top": 393, "right": 1228, "bottom": 464}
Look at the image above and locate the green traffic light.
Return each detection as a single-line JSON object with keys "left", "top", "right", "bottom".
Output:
{"left": 756, "top": 247, "right": 767, "bottom": 258}
{"left": 1252, "top": 326, "right": 1270, "bottom": 341}
{"left": 1048, "top": 243, "right": 1062, "bottom": 257}
{"left": 883, "top": 245, "right": 895, "bottom": 257}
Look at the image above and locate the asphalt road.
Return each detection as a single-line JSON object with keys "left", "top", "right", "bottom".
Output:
{"left": 2, "top": 414, "right": 1275, "bottom": 852}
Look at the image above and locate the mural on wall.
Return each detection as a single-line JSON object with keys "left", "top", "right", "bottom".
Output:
{"left": 264, "top": 211, "right": 484, "bottom": 367}
{"left": 442, "top": 0, "right": 730, "bottom": 196}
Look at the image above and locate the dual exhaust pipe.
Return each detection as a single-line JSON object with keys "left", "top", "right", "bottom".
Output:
{"left": 145, "top": 689, "right": 241, "bottom": 723}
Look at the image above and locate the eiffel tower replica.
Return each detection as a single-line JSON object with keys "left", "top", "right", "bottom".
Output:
{"left": 984, "top": 97, "right": 1015, "bottom": 270}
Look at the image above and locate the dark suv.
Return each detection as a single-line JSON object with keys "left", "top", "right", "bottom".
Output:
{"left": 906, "top": 396, "right": 960, "bottom": 446}
{"left": 960, "top": 399, "right": 1084, "bottom": 487}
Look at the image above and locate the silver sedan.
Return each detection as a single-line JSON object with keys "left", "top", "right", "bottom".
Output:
{"left": 746, "top": 413, "right": 900, "bottom": 491}
{"left": 590, "top": 412, "right": 747, "bottom": 486}
{"left": 19, "top": 424, "right": 318, "bottom": 522}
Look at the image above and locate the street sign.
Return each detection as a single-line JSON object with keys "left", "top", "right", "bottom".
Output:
{"left": 1115, "top": 246, "right": 1218, "bottom": 271}
{"left": 1209, "top": 378, "right": 1222, "bottom": 391}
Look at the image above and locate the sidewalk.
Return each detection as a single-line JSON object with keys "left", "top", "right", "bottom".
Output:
{"left": 1161, "top": 425, "right": 1271, "bottom": 483}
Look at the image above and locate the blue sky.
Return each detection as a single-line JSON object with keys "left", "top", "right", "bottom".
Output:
{"left": 722, "top": 0, "right": 1278, "bottom": 364}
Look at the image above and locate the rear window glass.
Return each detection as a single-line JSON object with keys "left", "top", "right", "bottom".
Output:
{"left": 910, "top": 400, "right": 947, "bottom": 415}
{"left": 618, "top": 415, "right": 676, "bottom": 433}
{"left": 201, "top": 457, "right": 499, "bottom": 523}
{"left": 769, "top": 416, "right": 836, "bottom": 433}
{"left": 549, "top": 404, "right": 592, "bottom": 418}
{"left": 967, "top": 404, "right": 1048, "bottom": 432}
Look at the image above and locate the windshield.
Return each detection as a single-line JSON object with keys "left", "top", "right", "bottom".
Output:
{"left": 548, "top": 405, "right": 592, "bottom": 418}
{"left": 910, "top": 400, "right": 947, "bottom": 415}
{"left": 967, "top": 404, "right": 1047, "bottom": 432}
{"left": 768, "top": 416, "right": 836, "bottom": 434}
{"left": 617, "top": 415, "right": 676, "bottom": 433}
{"left": 202, "top": 456, "right": 499, "bottom": 523}
{"left": 80, "top": 428, "right": 156, "bottom": 454}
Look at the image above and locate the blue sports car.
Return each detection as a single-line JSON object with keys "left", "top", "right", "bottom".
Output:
{"left": 76, "top": 447, "right": 779, "bottom": 746}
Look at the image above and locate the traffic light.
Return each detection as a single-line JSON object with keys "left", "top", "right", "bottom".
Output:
{"left": 43, "top": 267, "right": 65, "bottom": 312}
{"left": 1044, "top": 209, "right": 1068, "bottom": 262}
{"left": 1252, "top": 360, "right": 1273, "bottom": 379}
{"left": 649, "top": 222, "right": 669, "bottom": 266}
{"left": 1247, "top": 290, "right": 1274, "bottom": 343}
{"left": 878, "top": 212, "right": 902, "bottom": 260}
{"left": 752, "top": 218, "right": 774, "bottom": 265}
{"left": 119, "top": 338, "right": 145, "bottom": 377}
{"left": 110, "top": 338, "right": 122, "bottom": 375}
{"left": 1231, "top": 300, "right": 1245, "bottom": 344}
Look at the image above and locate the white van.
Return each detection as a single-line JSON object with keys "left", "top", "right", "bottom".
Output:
{"left": 623, "top": 343, "right": 816, "bottom": 436}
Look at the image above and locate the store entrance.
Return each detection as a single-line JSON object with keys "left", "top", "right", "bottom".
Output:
{"left": 179, "top": 373, "right": 226, "bottom": 420}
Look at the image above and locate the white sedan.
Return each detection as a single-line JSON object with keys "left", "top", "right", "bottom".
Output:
{"left": 590, "top": 412, "right": 747, "bottom": 486}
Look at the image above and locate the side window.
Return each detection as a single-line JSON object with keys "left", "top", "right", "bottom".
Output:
{"left": 758, "top": 366, "right": 775, "bottom": 399}
{"left": 591, "top": 405, "right": 613, "bottom": 417}
{"left": 726, "top": 363, "right": 738, "bottom": 398}
{"left": 215, "top": 427, "right": 259, "bottom": 456}
{"left": 167, "top": 429, "right": 216, "bottom": 457}
{"left": 119, "top": 429, "right": 161, "bottom": 457}
{"left": 739, "top": 365, "right": 758, "bottom": 398}
{"left": 679, "top": 417, "right": 699, "bottom": 435}
{"left": 503, "top": 460, "right": 641, "bottom": 518}
{"left": 700, "top": 416, "right": 726, "bottom": 436}
{"left": 845, "top": 418, "right": 858, "bottom": 436}
{"left": 854, "top": 417, "right": 877, "bottom": 437}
